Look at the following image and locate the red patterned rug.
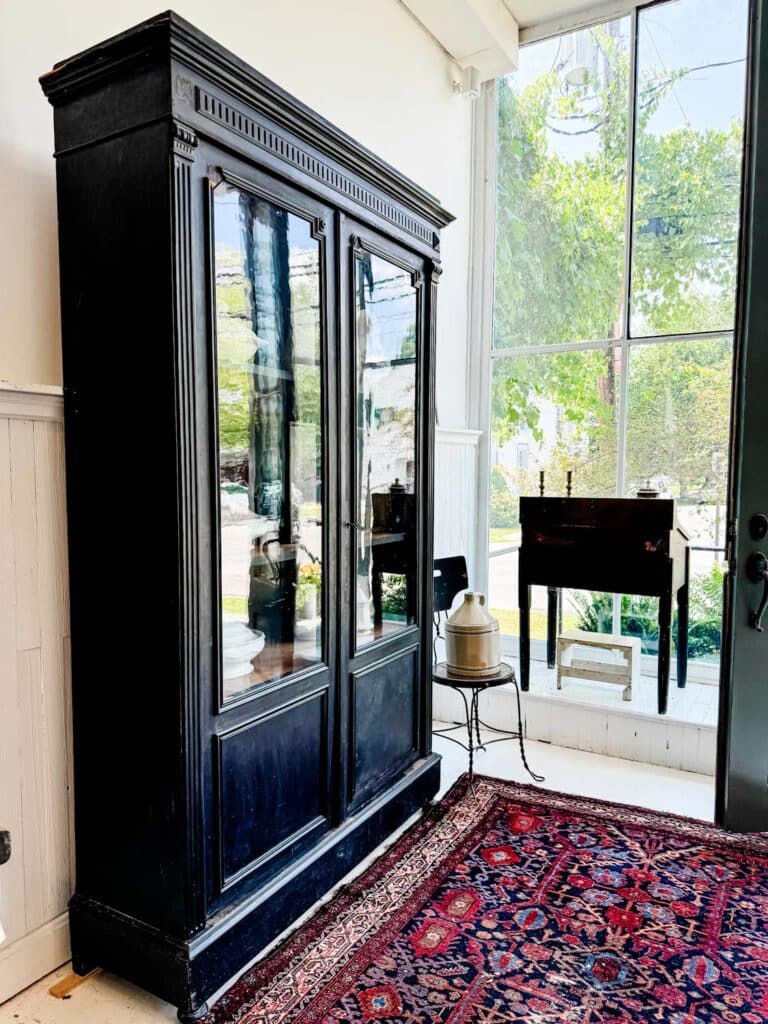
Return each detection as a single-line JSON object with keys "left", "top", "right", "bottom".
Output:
{"left": 206, "top": 775, "right": 768, "bottom": 1023}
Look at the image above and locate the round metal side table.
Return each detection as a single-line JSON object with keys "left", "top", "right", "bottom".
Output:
{"left": 432, "top": 662, "right": 544, "bottom": 786}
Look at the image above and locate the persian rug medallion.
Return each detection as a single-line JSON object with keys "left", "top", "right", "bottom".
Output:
{"left": 206, "top": 775, "right": 768, "bottom": 1023}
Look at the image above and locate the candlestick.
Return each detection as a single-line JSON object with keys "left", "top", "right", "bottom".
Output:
{"left": 539, "top": 470, "right": 545, "bottom": 497}
{"left": 567, "top": 470, "right": 573, "bottom": 497}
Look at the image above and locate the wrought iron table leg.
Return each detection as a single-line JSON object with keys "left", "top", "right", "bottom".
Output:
{"left": 473, "top": 688, "right": 485, "bottom": 749}
{"left": 510, "top": 674, "right": 545, "bottom": 782}
{"left": 460, "top": 687, "right": 474, "bottom": 785}
{"left": 432, "top": 675, "right": 544, "bottom": 787}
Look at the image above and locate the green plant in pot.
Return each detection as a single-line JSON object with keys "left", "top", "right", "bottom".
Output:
{"left": 296, "top": 562, "right": 322, "bottom": 620}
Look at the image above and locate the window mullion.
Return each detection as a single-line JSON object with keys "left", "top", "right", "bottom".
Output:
{"left": 616, "top": 341, "right": 630, "bottom": 499}
{"left": 491, "top": 330, "right": 733, "bottom": 361}
{"left": 613, "top": 6, "right": 637, "bottom": 640}
{"left": 620, "top": 4, "right": 640, "bottom": 342}
{"left": 492, "top": 338, "right": 616, "bottom": 357}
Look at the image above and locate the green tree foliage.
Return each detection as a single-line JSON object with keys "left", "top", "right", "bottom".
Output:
{"left": 625, "top": 338, "right": 731, "bottom": 502}
{"left": 493, "top": 25, "right": 740, "bottom": 508}
{"left": 490, "top": 465, "right": 520, "bottom": 527}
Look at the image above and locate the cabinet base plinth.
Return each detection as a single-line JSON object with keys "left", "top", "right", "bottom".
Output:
{"left": 69, "top": 754, "right": 440, "bottom": 1016}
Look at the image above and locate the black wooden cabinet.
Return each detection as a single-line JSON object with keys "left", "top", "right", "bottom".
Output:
{"left": 40, "top": 14, "right": 451, "bottom": 1019}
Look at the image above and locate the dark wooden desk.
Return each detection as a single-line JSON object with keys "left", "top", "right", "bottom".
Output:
{"left": 371, "top": 491, "right": 417, "bottom": 627}
{"left": 518, "top": 497, "right": 690, "bottom": 715}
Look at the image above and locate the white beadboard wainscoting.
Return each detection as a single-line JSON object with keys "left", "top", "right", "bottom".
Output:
{"left": 0, "top": 385, "right": 73, "bottom": 1003}
{"left": 434, "top": 427, "right": 482, "bottom": 582}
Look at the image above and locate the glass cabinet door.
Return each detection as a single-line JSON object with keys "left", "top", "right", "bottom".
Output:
{"left": 353, "top": 248, "right": 419, "bottom": 651}
{"left": 213, "top": 181, "right": 325, "bottom": 701}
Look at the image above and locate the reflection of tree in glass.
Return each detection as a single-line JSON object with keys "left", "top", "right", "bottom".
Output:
{"left": 398, "top": 324, "right": 416, "bottom": 360}
{"left": 215, "top": 240, "right": 321, "bottom": 459}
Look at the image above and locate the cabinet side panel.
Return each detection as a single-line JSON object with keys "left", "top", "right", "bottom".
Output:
{"left": 55, "top": 123, "right": 187, "bottom": 932}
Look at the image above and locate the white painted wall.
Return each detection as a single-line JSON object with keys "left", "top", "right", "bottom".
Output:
{"left": 0, "top": 0, "right": 473, "bottom": 428}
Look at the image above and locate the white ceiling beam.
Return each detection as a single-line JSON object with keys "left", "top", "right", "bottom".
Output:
{"left": 399, "top": 0, "right": 519, "bottom": 80}
{"left": 518, "top": 0, "right": 635, "bottom": 45}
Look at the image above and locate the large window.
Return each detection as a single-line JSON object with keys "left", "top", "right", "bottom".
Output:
{"left": 490, "top": 0, "right": 748, "bottom": 675}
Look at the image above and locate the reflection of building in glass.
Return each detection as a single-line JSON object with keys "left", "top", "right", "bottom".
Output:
{"left": 558, "top": 21, "right": 623, "bottom": 93}
{"left": 492, "top": 400, "right": 559, "bottom": 488}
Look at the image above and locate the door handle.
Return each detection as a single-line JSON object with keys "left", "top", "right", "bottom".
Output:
{"left": 746, "top": 551, "right": 768, "bottom": 631}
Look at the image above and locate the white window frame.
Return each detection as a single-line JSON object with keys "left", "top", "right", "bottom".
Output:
{"left": 468, "top": 1, "right": 738, "bottom": 683}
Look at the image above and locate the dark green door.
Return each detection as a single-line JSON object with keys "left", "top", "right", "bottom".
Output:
{"left": 718, "top": 0, "right": 768, "bottom": 831}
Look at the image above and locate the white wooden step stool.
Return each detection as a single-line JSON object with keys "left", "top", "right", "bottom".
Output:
{"left": 557, "top": 630, "right": 640, "bottom": 701}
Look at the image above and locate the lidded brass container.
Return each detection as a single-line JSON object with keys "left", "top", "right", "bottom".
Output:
{"left": 445, "top": 592, "right": 501, "bottom": 678}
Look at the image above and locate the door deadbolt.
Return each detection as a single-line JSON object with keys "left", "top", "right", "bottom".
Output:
{"left": 750, "top": 513, "right": 768, "bottom": 541}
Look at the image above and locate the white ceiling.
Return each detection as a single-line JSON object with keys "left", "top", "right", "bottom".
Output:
{"left": 400, "top": 0, "right": 633, "bottom": 81}
{"left": 505, "top": 0, "right": 606, "bottom": 28}
{"left": 505, "top": 0, "right": 630, "bottom": 31}
{"left": 400, "top": 0, "right": 520, "bottom": 78}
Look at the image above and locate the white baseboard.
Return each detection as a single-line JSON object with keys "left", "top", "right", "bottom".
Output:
{"left": 0, "top": 913, "right": 70, "bottom": 1004}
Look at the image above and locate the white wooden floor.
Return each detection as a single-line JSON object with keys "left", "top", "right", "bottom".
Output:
{"left": 0, "top": 731, "right": 714, "bottom": 1024}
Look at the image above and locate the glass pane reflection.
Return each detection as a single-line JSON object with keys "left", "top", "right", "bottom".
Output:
{"left": 625, "top": 337, "right": 732, "bottom": 548}
{"left": 494, "top": 18, "right": 630, "bottom": 348}
{"left": 214, "top": 183, "right": 323, "bottom": 700}
{"left": 354, "top": 251, "right": 418, "bottom": 648}
{"left": 630, "top": 0, "right": 748, "bottom": 336}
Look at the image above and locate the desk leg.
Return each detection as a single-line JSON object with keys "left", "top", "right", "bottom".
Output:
{"left": 372, "top": 567, "right": 382, "bottom": 626}
{"left": 658, "top": 590, "right": 672, "bottom": 714}
{"left": 677, "top": 582, "right": 689, "bottom": 689}
{"left": 519, "top": 581, "right": 531, "bottom": 692}
{"left": 546, "top": 587, "right": 558, "bottom": 669}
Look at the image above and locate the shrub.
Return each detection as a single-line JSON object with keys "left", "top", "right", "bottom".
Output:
{"left": 489, "top": 488, "right": 519, "bottom": 528}
{"left": 571, "top": 561, "right": 724, "bottom": 660}
{"left": 489, "top": 469, "right": 518, "bottom": 528}
{"left": 381, "top": 574, "right": 408, "bottom": 616}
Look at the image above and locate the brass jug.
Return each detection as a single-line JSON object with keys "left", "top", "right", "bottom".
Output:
{"left": 445, "top": 592, "right": 501, "bottom": 678}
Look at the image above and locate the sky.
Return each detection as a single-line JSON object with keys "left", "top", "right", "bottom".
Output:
{"left": 510, "top": 0, "right": 749, "bottom": 164}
